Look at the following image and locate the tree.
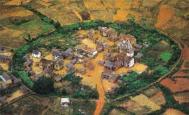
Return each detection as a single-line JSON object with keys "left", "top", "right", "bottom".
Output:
{"left": 63, "top": 72, "right": 82, "bottom": 85}
{"left": 33, "top": 77, "right": 54, "bottom": 94}
{"left": 17, "top": 71, "right": 33, "bottom": 88}
{"left": 122, "top": 72, "right": 138, "bottom": 82}
{"left": 80, "top": 11, "right": 90, "bottom": 20}
{"left": 160, "top": 51, "right": 172, "bottom": 62}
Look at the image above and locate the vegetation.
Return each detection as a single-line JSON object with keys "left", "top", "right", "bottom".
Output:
{"left": 160, "top": 51, "right": 172, "bottom": 62}
{"left": 33, "top": 77, "right": 54, "bottom": 94}
{"left": 122, "top": 72, "right": 139, "bottom": 82}
{"left": 16, "top": 71, "right": 33, "bottom": 88}
{"left": 61, "top": 72, "right": 99, "bottom": 99}
{"left": 18, "top": 19, "right": 54, "bottom": 34}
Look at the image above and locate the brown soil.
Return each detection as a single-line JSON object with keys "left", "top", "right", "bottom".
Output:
{"left": 163, "top": 108, "right": 186, "bottom": 115}
{"left": 174, "top": 92, "right": 189, "bottom": 104}
{"left": 182, "top": 47, "right": 189, "bottom": 60}
{"left": 155, "top": 5, "right": 175, "bottom": 29}
{"left": 161, "top": 78, "right": 189, "bottom": 93}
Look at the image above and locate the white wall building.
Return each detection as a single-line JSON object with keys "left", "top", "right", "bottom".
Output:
{"left": 60, "top": 98, "right": 70, "bottom": 107}
{"left": 128, "top": 58, "right": 135, "bottom": 67}
{"left": 127, "top": 50, "right": 134, "bottom": 57}
{"left": 32, "top": 50, "right": 41, "bottom": 58}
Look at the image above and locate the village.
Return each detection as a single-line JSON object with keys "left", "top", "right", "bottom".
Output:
{"left": 23, "top": 26, "right": 147, "bottom": 93}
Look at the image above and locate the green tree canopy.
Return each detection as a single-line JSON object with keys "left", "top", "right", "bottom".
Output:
{"left": 33, "top": 77, "right": 54, "bottom": 94}
{"left": 160, "top": 51, "right": 172, "bottom": 62}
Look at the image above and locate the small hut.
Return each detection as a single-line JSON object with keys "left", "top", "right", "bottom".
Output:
{"left": 32, "top": 50, "right": 41, "bottom": 58}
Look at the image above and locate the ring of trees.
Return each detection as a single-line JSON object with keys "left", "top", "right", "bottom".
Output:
{"left": 11, "top": 20, "right": 181, "bottom": 98}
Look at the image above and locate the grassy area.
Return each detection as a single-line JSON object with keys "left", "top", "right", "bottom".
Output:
{"left": 14, "top": 18, "right": 55, "bottom": 38}
{"left": 38, "top": 32, "right": 78, "bottom": 50}
{"left": 19, "top": 18, "right": 54, "bottom": 33}
{"left": 160, "top": 51, "right": 172, "bottom": 62}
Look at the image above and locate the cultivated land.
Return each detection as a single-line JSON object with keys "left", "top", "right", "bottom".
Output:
{"left": 0, "top": 0, "right": 189, "bottom": 115}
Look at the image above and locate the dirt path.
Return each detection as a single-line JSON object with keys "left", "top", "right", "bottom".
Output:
{"left": 75, "top": 51, "right": 106, "bottom": 115}
{"left": 94, "top": 82, "right": 105, "bottom": 115}
{"left": 84, "top": 53, "right": 105, "bottom": 115}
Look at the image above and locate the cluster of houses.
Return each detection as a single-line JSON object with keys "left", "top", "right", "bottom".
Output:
{"left": 0, "top": 72, "right": 29, "bottom": 107}
{"left": 25, "top": 27, "right": 143, "bottom": 86}
{"left": 96, "top": 27, "right": 143, "bottom": 82}
{"left": 75, "top": 45, "right": 98, "bottom": 58}
{"left": 0, "top": 72, "right": 22, "bottom": 94}
{"left": 24, "top": 48, "right": 74, "bottom": 80}
{"left": 75, "top": 27, "right": 143, "bottom": 83}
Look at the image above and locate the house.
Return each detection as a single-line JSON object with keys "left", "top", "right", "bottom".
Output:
{"left": 54, "top": 59, "right": 64, "bottom": 70}
{"left": 71, "top": 58, "right": 78, "bottom": 64}
{"left": 87, "top": 29, "right": 95, "bottom": 39}
{"left": 98, "top": 27, "right": 119, "bottom": 41}
{"left": 75, "top": 45, "right": 98, "bottom": 58}
{"left": 0, "top": 73, "right": 21, "bottom": 91}
{"left": 24, "top": 58, "right": 33, "bottom": 72}
{"left": 108, "top": 31, "right": 119, "bottom": 41}
{"left": 89, "top": 50, "right": 98, "bottom": 58}
{"left": 0, "top": 55, "right": 11, "bottom": 63}
{"left": 127, "top": 50, "right": 134, "bottom": 57}
{"left": 62, "top": 48, "right": 73, "bottom": 58}
{"left": 98, "top": 27, "right": 109, "bottom": 37}
{"left": 117, "top": 40, "right": 133, "bottom": 51}
{"left": 96, "top": 41, "right": 106, "bottom": 52}
{"left": 101, "top": 70, "right": 119, "bottom": 82}
{"left": 12, "top": 75, "right": 21, "bottom": 84}
{"left": 54, "top": 76, "right": 62, "bottom": 82}
{"left": 40, "top": 59, "right": 54, "bottom": 75}
{"left": 66, "top": 63, "right": 74, "bottom": 71}
{"left": 52, "top": 49, "right": 62, "bottom": 60}
{"left": 103, "top": 52, "right": 135, "bottom": 69}
{"left": 0, "top": 73, "right": 12, "bottom": 85}
{"left": 119, "top": 34, "right": 136, "bottom": 45}
{"left": 117, "top": 39, "right": 135, "bottom": 57}
{"left": 104, "top": 60, "right": 115, "bottom": 70}
{"left": 61, "top": 98, "right": 70, "bottom": 107}
{"left": 32, "top": 50, "right": 41, "bottom": 58}
{"left": 128, "top": 58, "right": 135, "bottom": 67}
